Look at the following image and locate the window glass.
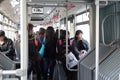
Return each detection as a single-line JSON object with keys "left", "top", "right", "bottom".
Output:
{"left": 61, "top": 24, "right": 65, "bottom": 30}
{"left": 4, "top": 17, "right": 9, "bottom": 24}
{"left": 9, "top": 20, "right": 12, "bottom": 25}
{"left": 4, "top": 25, "right": 9, "bottom": 37}
{"left": 76, "top": 12, "right": 89, "bottom": 23}
{"left": 83, "top": 12, "right": 89, "bottom": 21}
{"left": 0, "top": 14, "right": 3, "bottom": 22}
{"left": 77, "top": 15, "right": 82, "bottom": 23}
{"left": 9, "top": 27, "right": 13, "bottom": 40}
{"left": 0, "top": 24, "right": 2, "bottom": 30}
{"left": 68, "top": 21, "right": 71, "bottom": 33}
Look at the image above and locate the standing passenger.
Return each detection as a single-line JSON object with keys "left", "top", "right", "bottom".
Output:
{"left": 14, "top": 31, "right": 20, "bottom": 61}
{"left": 56, "top": 30, "right": 74, "bottom": 80}
{"left": 43, "top": 26, "right": 57, "bottom": 80}
{"left": 37, "top": 28, "right": 46, "bottom": 49}
{"left": 37, "top": 28, "right": 46, "bottom": 78}
{"left": 14, "top": 31, "right": 20, "bottom": 43}
{"left": 27, "top": 23, "right": 41, "bottom": 80}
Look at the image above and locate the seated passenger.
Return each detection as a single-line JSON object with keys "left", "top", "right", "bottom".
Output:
{"left": 72, "top": 30, "right": 89, "bottom": 60}
{"left": 0, "top": 30, "right": 16, "bottom": 60}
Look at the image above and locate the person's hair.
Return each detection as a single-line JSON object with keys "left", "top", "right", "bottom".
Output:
{"left": 55, "top": 29, "right": 59, "bottom": 39}
{"left": 15, "top": 31, "right": 18, "bottom": 33}
{"left": 60, "top": 30, "right": 70, "bottom": 39}
{"left": 0, "top": 30, "right": 5, "bottom": 37}
{"left": 39, "top": 28, "right": 45, "bottom": 35}
{"left": 28, "top": 23, "right": 34, "bottom": 31}
{"left": 45, "top": 26, "right": 55, "bottom": 44}
{"left": 60, "top": 30, "right": 65, "bottom": 39}
{"left": 67, "top": 31, "right": 70, "bottom": 35}
{"left": 75, "top": 30, "right": 83, "bottom": 40}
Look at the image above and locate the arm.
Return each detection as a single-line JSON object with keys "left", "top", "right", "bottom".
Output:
{"left": 6, "top": 39, "right": 16, "bottom": 60}
{"left": 83, "top": 39, "right": 90, "bottom": 51}
{"left": 72, "top": 40, "right": 80, "bottom": 59}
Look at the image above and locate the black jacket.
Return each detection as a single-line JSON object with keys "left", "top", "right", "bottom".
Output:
{"left": 0, "top": 37, "right": 16, "bottom": 60}
{"left": 28, "top": 35, "right": 40, "bottom": 61}
{"left": 56, "top": 39, "right": 71, "bottom": 62}
{"left": 44, "top": 37, "right": 57, "bottom": 60}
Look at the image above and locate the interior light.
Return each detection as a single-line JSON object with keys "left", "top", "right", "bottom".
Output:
{"left": 29, "top": 0, "right": 32, "bottom": 2}
{"left": 10, "top": 0, "right": 19, "bottom": 7}
{"left": 47, "top": 9, "right": 51, "bottom": 14}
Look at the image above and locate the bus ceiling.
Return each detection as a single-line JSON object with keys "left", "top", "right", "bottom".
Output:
{"left": 0, "top": 0, "right": 19, "bottom": 24}
{"left": 28, "top": 0, "right": 94, "bottom": 24}
{"left": 27, "top": 0, "right": 95, "bottom": 7}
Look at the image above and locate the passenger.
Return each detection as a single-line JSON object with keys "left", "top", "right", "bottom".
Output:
{"left": 27, "top": 23, "right": 41, "bottom": 80}
{"left": 14, "top": 30, "right": 20, "bottom": 61}
{"left": 37, "top": 28, "right": 46, "bottom": 78}
{"left": 34, "top": 31, "right": 41, "bottom": 51}
{"left": 14, "top": 31, "right": 20, "bottom": 43}
{"left": 43, "top": 26, "right": 57, "bottom": 80}
{"left": 56, "top": 30, "right": 74, "bottom": 80}
{"left": 55, "top": 29, "right": 59, "bottom": 40}
{"left": 72, "top": 30, "right": 89, "bottom": 60}
{"left": 37, "top": 28, "right": 46, "bottom": 48}
{"left": 35, "top": 31, "right": 39, "bottom": 40}
{"left": 56, "top": 30, "right": 67, "bottom": 61}
{"left": 0, "top": 30, "right": 16, "bottom": 60}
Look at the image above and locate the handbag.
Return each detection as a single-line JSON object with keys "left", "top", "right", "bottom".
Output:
{"left": 66, "top": 52, "right": 78, "bottom": 68}
{"left": 79, "top": 50, "right": 87, "bottom": 60}
{"left": 39, "top": 38, "right": 45, "bottom": 57}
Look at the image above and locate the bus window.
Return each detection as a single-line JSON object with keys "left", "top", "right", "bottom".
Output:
{"left": 77, "top": 12, "right": 89, "bottom": 23}
{"left": 0, "top": 13, "right": 3, "bottom": 22}
{"left": 77, "top": 15, "right": 82, "bottom": 23}
{"left": 0, "top": 24, "right": 2, "bottom": 30}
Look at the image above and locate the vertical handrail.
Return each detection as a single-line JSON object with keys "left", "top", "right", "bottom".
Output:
{"left": 74, "top": 14, "right": 76, "bottom": 35}
{"left": 65, "top": 3, "right": 77, "bottom": 72}
{"left": 77, "top": 61, "right": 80, "bottom": 80}
{"left": 65, "top": 3, "right": 69, "bottom": 71}
{"left": 58, "top": 12, "right": 61, "bottom": 39}
{"left": 0, "top": 70, "right": 2, "bottom": 80}
{"left": 95, "top": 0, "right": 100, "bottom": 80}
{"left": 20, "top": 0, "right": 28, "bottom": 80}
{"left": 118, "top": 74, "right": 120, "bottom": 80}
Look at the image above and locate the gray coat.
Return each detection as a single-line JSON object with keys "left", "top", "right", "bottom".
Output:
{"left": 72, "top": 39, "right": 89, "bottom": 60}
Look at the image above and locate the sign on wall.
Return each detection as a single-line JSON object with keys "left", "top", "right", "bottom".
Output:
{"left": 32, "top": 7, "right": 44, "bottom": 14}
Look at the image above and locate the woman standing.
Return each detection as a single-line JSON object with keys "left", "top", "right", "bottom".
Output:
{"left": 43, "top": 26, "right": 57, "bottom": 80}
